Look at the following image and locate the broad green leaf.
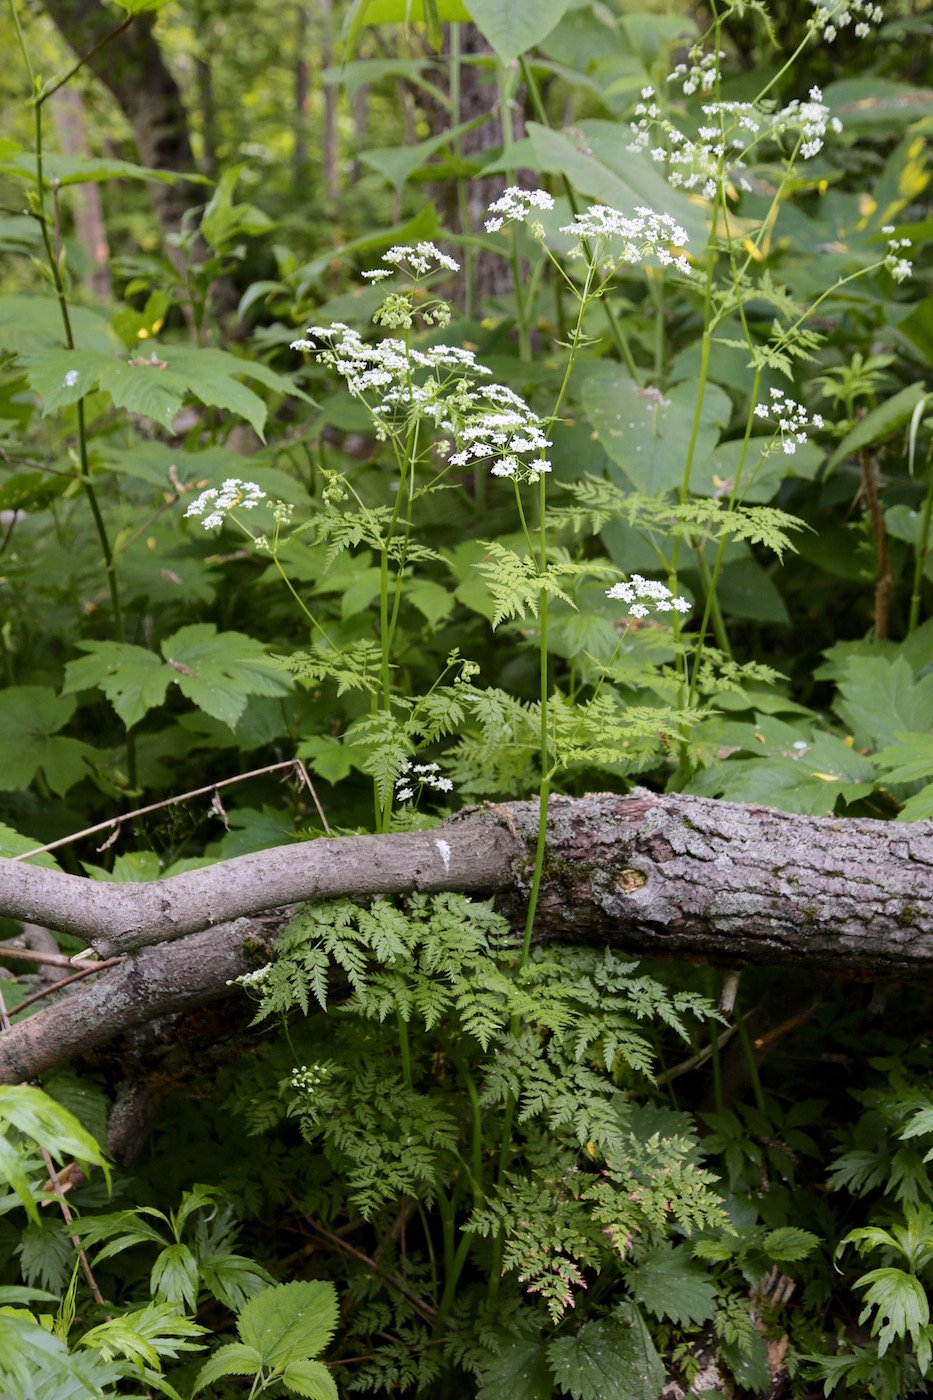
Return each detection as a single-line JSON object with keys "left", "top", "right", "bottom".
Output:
{"left": 763, "top": 1227, "right": 821, "bottom": 1262}
{"left": 834, "top": 655, "right": 933, "bottom": 748}
{"left": 720, "top": 1332, "right": 771, "bottom": 1393}
{"left": 0, "top": 1086, "right": 110, "bottom": 1219}
{"left": 193, "top": 1341, "right": 263, "bottom": 1392}
{"left": 824, "top": 79, "right": 933, "bottom": 132}
{"left": 466, "top": 0, "right": 573, "bottom": 63}
{"left": 0, "top": 821, "right": 59, "bottom": 867}
{"left": 160, "top": 624, "right": 292, "bottom": 729}
{"left": 42, "top": 1071, "right": 109, "bottom": 1151}
{"left": 0, "top": 149, "right": 210, "bottom": 190}
{"left": 0, "top": 470, "right": 70, "bottom": 513}
{"left": 64, "top": 641, "right": 171, "bottom": 730}
{"left": 824, "top": 383, "right": 927, "bottom": 473}
{"left": 0, "top": 686, "right": 96, "bottom": 796}
{"left": 477, "top": 1335, "right": 553, "bottom": 1400}
{"left": 629, "top": 1243, "right": 716, "bottom": 1326}
{"left": 343, "top": 0, "right": 470, "bottom": 60}
{"left": 874, "top": 731, "right": 933, "bottom": 784}
{"left": 547, "top": 1312, "right": 664, "bottom": 1400}
{"left": 111, "top": 0, "right": 177, "bottom": 11}
{"left": 359, "top": 116, "right": 488, "bottom": 192}
{"left": 280, "top": 1358, "right": 339, "bottom": 1399}
{"left": 0, "top": 295, "right": 113, "bottom": 355}
{"left": 236, "top": 1280, "right": 338, "bottom": 1367}
{"left": 584, "top": 366, "right": 730, "bottom": 495}
{"left": 201, "top": 166, "right": 275, "bottom": 250}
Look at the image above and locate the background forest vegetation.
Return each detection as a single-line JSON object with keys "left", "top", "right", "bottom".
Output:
{"left": 1, "top": 0, "right": 933, "bottom": 1396}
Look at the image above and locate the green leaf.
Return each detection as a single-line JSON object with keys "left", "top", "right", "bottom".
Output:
{"left": 630, "top": 1243, "right": 716, "bottom": 1326}
{"left": 0, "top": 1085, "right": 110, "bottom": 1219}
{"left": 193, "top": 1341, "right": 263, "bottom": 1392}
{"left": 874, "top": 731, "right": 933, "bottom": 783}
{"left": 0, "top": 686, "right": 95, "bottom": 796}
{"left": 64, "top": 641, "right": 171, "bottom": 730}
{"left": 161, "top": 624, "right": 292, "bottom": 730}
{"left": 824, "top": 383, "right": 928, "bottom": 473}
{"left": 547, "top": 1312, "right": 664, "bottom": 1400}
{"left": 343, "top": 0, "right": 470, "bottom": 60}
{"left": 763, "top": 1226, "right": 821, "bottom": 1263}
{"left": 0, "top": 148, "right": 210, "bottom": 190}
{"left": 110, "top": 0, "right": 177, "bottom": 12}
{"left": 280, "top": 1358, "right": 339, "bottom": 1399}
{"left": 359, "top": 116, "right": 487, "bottom": 193}
{"left": 834, "top": 655, "right": 933, "bottom": 748}
{"left": 855, "top": 1267, "right": 930, "bottom": 1355}
{"left": 478, "top": 1335, "right": 553, "bottom": 1400}
{"left": 0, "top": 820, "right": 59, "bottom": 867}
{"left": 466, "top": 0, "right": 574, "bottom": 63}
{"left": 584, "top": 366, "right": 731, "bottom": 495}
{"left": 201, "top": 166, "right": 275, "bottom": 250}
{"left": 151, "top": 1244, "right": 199, "bottom": 1311}
{"left": 236, "top": 1280, "right": 338, "bottom": 1367}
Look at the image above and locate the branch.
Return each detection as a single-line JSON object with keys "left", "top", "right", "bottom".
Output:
{"left": 1, "top": 788, "right": 932, "bottom": 1082}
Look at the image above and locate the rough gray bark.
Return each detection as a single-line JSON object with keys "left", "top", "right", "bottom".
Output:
{"left": 2, "top": 788, "right": 932, "bottom": 1082}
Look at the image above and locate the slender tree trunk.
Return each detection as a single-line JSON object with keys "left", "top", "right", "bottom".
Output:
{"left": 49, "top": 85, "right": 112, "bottom": 301}
{"left": 294, "top": 4, "right": 310, "bottom": 191}
{"left": 318, "top": 0, "right": 339, "bottom": 201}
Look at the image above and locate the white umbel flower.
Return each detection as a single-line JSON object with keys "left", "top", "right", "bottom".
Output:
{"left": 184, "top": 478, "right": 266, "bottom": 530}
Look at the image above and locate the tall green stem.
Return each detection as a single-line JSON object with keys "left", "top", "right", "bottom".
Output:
{"left": 908, "top": 459, "right": 933, "bottom": 634}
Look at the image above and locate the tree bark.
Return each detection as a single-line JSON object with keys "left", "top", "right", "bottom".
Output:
{"left": 49, "top": 86, "right": 112, "bottom": 300}
{"left": 41, "top": 0, "right": 202, "bottom": 259}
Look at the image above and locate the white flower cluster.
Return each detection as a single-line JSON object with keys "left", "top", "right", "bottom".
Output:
{"left": 882, "top": 225, "right": 912, "bottom": 283}
{"left": 775, "top": 87, "right": 842, "bottom": 160}
{"left": 559, "top": 204, "right": 691, "bottom": 273}
{"left": 230, "top": 963, "right": 273, "bottom": 990}
{"left": 396, "top": 761, "right": 454, "bottom": 804}
{"left": 753, "top": 387, "right": 824, "bottom": 454}
{"left": 185, "top": 477, "right": 266, "bottom": 530}
{"left": 485, "top": 186, "right": 555, "bottom": 232}
{"left": 810, "top": 0, "right": 884, "bottom": 43}
{"left": 668, "top": 48, "right": 724, "bottom": 96}
{"left": 446, "top": 384, "right": 552, "bottom": 483}
{"left": 361, "top": 241, "right": 459, "bottom": 278}
{"left": 291, "top": 323, "right": 491, "bottom": 408}
{"left": 291, "top": 1064, "right": 331, "bottom": 1094}
{"left": 630, "top": 91, "right": 757, "bottom": 199}
{"left": 606, "top": 575, "right": 690, "bottom": 619}
{"left": 64, "top": 368, "right": 80, "bottom": 388}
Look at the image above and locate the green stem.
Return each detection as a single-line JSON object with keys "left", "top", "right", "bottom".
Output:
{"left": 733, "top": 996, "right": 766, "bottom": 1117}
{"left": 908, "top": 458, "right": 933, "bottom": 634}
{"left": 449, "top": 25, "right": 475, "bottom": 321}
{"left": 10, "top": 0, "right": 136, "bottom": 789}
{"left": 397, "top": 1010, "right": 412, "bottom": 1089}
{"left": 497, "top": 61, "right": 529, "bottom": 360}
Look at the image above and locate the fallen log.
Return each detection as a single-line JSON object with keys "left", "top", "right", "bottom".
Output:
{"left": 0, "top": 789, "right": 930, "bottom": 1082}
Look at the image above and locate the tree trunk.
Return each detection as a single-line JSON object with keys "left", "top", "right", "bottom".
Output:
{"left": 49, "top": 86, "right": 112, "bottom": 300}
{"left": 1, "top": 788, "right": 932, "bottom": 1082}
{"left": 40, "top": 0, "right": 202, "bottom": 261}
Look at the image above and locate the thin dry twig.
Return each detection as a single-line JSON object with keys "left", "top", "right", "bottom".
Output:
{"left": 0, "top": 983, "right": 10, "bottom": 1033}
{"left": 40, "top": 1146, "right": 106, "bottom": 1307}
{"left": 14, "top": 758, "right": 325, "bottom": 862}
{"left": 10, "top": 958, "right": 124, "bottom": 1017}
{"left": 655, "top": 1023, "right": 739, "bottom": 1087}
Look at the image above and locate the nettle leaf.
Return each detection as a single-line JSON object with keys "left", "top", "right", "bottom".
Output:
{"left": 193, "top": 1341, "right": 263, "bottom": 1392}
{"left": 236, "top": 1280, "right": 338, "bottom": 1367}
{"left": 0, "top": 820, "right": 59, "bottom": 867}
{"left": 0, "top": 685, "right": 96, "bottom": 796}
{"left": 835, "top": 654, "right": 933, "bottom": 749}
{"left": 0, "top": 1086, "right": 110, "bottom": 1222}
{"left": 161, "top": 624, "right": 292, "bottom": 729}
{"left": 19, "top": 343, "right": 305, "bottom": 437}
{"left": 763, "top": 1226, "right": 821, "bottom": 1263}
{"left": 64, "top": 641, "right": 171, "bottom": 730}
{"left": 629, "top": 1242, "right": 716, "bottom": 1326}
{"left": 547, "top": 1312, "right": 664, "bottom": 1400}
{"left": 279, "top": 1358, "right": 338, "bottom": 1399}
{"left": 477, "top": 1335, "right": 553, "bottom": 1400}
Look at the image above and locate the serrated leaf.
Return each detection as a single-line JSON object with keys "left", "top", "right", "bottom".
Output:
{"left": 855, "top": 1267, "right": 930, "bottom": 1355}
{"left": 0, "top": 820, "right": 59, "bottom": 867}
{"left": 64, "top": 641, "right": 171, "bottom": 730}
{"left": 763, "top": 1226, "right": 820, "bottom": 1262}
{"left": 630, "top": 1243, "right": 717, "bottom": 1325}
{"left": 151, "top": 1244, "right": 199, "bottom": 1311}
{"left": 547, "top": 1312, "right": 664, "bottom": 1400}
{"left": 236, "top": 1281, "right": 338, "bottom": 1367}
{"left": 193, "top": 1341, "right": 263, "bottom": 1391}
{"left": 161, "top": 624, "right": 292, "bottom": 729}
{"left": 477, "top": 1335, "right": 553, "bottom": 1400}
{"left": 280, "top": 1358, "right": 339, "bottom": 1399}
{"left": 0, "top": 1086, "right": 110, "bottom": 1220}
{"left": 835, "top": 655, "right": 933, "bottom": 749}
{"left": 0, "top": 686, "right": 96, "bottom": 796}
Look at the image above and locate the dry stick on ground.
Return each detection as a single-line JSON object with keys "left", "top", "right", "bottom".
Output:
{"left": 1, "top": 788, "right": 932, "bottom": 1083}
{"left": 40, "top": 1146, "right": 106, "bottom": 1308}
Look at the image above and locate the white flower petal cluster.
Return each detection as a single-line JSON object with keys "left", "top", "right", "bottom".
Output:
{"left": 485, "top": 186, "right": 555, "bottom": 232}
{"left": 291, "top": 1064, "right": 331, "bottom": 1094}
{"left": 64, "top": 368, "right": 80, "bottom": 388}
{"left": 446, "top": 384, "right": 552, "bottom": 484}
{"left": 292, "top": 323, "right": 492, "bottom": 410}
{"left": 374, "top": 241, "right": 460, "bottom": 276}
{"left": 810, "top": 0, "right": 884, "bottom": 43}
{"left": 753, "top": 388, "right": 823, "bottom": 455}
{"left": 396, "top": 761, "right": 454, "bottom": 804}
{"left": 668, "top": 48, "right": 724, "bottom": 97}
{"left": 559, "top": 204, "right": 691, "bottom": 273}
{"left": 882, "top": 225, "right": 913, "bottom": 283}
{"left": 606, "top": 575, "right": 690, "bottom": 619}
{"left": 630, "top": 91, "right": 758, "bottom": 199}
{"left": 775, "top": 87, "right": 841, "bottom": 160}
{"left": 185, "top": 478, "right": 266, "bottom": 530}
{"left": 231, "top": 963, "right": 273, "bottom": 990}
